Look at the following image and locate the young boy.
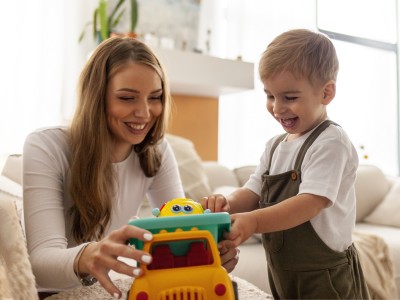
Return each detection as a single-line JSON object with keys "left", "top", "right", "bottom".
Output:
{"left": 201, "top": 29, "right": 370, "bottom": 299}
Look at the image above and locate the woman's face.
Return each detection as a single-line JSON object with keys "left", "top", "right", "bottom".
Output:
{"left": 106, "top": 61, "right": 163, "bottom": 162}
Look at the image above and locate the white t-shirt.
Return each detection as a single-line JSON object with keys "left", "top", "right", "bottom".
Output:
{"left": 245, "top": 124, "right": 359, "bottom": 252}
{"left": 23, "top": 127, "right": 184, "bottom": 291}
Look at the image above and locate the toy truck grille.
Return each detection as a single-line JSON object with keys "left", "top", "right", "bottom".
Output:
{"left": 159, "top": 286, "right": 205, "bottom": 299}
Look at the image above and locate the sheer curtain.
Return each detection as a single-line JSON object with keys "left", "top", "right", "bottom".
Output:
{"left": 0, "top": 0, "right": 94, "bottom": 164}
{"left": 198, "top": 0, "right": 317, "bottom": 169}
{"left": 200, "top": 0, "right": 399, "bottom": 176}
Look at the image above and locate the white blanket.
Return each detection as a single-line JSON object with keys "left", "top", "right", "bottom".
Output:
{"left": 353, "top": 230, "right": 398, "bottom": 299}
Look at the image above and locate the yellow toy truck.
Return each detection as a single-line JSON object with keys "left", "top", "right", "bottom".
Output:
{"left": 127, "top": 198, "right": 237, "bottom": 300}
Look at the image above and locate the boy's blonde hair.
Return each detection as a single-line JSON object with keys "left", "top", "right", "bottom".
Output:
{"left": 259, "top": 29, "right": 339, "bottom": 87}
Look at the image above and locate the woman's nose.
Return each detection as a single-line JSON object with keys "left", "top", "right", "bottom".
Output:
{"left": 134, "top": 100, "right": 150, "bottom": 118}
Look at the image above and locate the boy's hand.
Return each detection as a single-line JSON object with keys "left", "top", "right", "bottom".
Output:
{"left": 226, "top": 212, "right": 258, "bottom": 246}
{"left": 200, "top": 194, "right": 230, "bottom": 212}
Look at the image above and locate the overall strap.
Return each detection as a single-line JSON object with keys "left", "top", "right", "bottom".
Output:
{"left": 293, "top": 120, "right": 339, "bottom": 170}
{"left": 267, "top": 133, "right": 288, "bottom": 170}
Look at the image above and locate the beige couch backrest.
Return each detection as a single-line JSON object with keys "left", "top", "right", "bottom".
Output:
{"left": 355, "top": 164, "right": 391, "bottom": 222}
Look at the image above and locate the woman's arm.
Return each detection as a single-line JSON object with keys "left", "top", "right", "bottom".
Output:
{"left": 23, "top": 129, "right": 81, "bottom": 289}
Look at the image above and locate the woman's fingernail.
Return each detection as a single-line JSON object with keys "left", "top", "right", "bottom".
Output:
{"left": 113, "top": 292, "right": 121, "bottom": 299}
{"left": 142, "top": 255, "right": 152, "bottom": 264}
{"left": 143, "top": 233, "right": 153, "bottom": 241}
{"left": 133, "top": 268, "right": 141, "bottom": 276}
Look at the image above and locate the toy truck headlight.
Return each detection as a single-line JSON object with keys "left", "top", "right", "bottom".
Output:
{"left": 136, "top": 291, "right": 149, "bottom": 300}
{"left": 214, "top": 283, "right": 227, "bottom": 296}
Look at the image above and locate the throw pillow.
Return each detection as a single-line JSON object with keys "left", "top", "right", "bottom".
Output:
{"left": 234, "top": 165, "right": 256, "bottom": 186}
{"left": 364, "top": 180, "right": 400, "bottom": 227}
{"left": 355, "top": 164, "right": 391, "bottom": 222}
{"left": 1, "top": 154, "right": 22, "bottom": 185}
{"left": 166, "top": 134, "right": 212, "bottom": 202}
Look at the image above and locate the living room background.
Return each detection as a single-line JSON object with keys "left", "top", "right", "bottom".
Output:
{"left": 0, "top": 0, "right": 398, "bottom": 176}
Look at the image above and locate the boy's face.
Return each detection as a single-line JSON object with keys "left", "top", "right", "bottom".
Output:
{"left": 263, "top": 71, "right": 334, "bottom": 140}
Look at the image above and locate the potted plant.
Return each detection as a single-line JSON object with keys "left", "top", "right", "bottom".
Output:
{"left": 79, "top": 0, "right": 138, "bottom": 43}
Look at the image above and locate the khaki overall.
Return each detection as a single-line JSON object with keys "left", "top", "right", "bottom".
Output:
{"left": 260, "top": 120, "right": 370, "bottom": 299}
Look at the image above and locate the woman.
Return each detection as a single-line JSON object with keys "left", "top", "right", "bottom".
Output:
{"left": 23, "top": 37, "right": 237, "bottom": 299}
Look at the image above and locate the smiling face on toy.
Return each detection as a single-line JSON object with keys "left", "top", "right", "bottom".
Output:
{"left": 152, "top": 198, "right": 210, "bottom": 217}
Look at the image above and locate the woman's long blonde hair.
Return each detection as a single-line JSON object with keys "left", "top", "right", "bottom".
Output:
{"left": 69, "top": 37, "right": 171, "bottom": 243}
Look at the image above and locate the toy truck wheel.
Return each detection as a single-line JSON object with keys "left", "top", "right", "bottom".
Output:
{"left": 232, "top": 280, "right": 239, "bottom": 300}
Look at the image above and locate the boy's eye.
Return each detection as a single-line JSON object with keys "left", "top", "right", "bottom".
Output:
{"left": 285, "top": 96, "right": 298, "bottom": 101}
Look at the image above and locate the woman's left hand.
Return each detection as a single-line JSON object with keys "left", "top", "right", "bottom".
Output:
{"left": 218, "top": 239, "right": 239, "bottom": 273}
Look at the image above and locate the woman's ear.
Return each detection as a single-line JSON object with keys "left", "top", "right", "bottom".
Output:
{"left": 322, "top": 80, "right": 336, "bottom": 105}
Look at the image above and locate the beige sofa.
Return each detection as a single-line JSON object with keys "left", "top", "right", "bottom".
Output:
{"left": 1, "top": 135, "right": 400, "bottom": 299}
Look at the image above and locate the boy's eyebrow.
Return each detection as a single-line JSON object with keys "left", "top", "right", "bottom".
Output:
{"left": 263, "top": 88, "right": 301, "bottom": 94}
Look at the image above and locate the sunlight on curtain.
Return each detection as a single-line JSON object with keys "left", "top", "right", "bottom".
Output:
{"left": 329, "top": 41, "right": 398, "bottom": 175}
{"left": 200, "top": 0, "right": 317, "bottom": 168}
{"left": 204, "top": 0, "right": 398, "bottom": 176}
{"left": 0, "top": 0, "right": 92, "bottom": 165}
{"left": 317, "top": 0, "right": 398, "bottom": 175}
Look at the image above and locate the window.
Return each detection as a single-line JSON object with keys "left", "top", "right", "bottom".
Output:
{"left": 317, "top": 0, "right": 399, "bottom": 175}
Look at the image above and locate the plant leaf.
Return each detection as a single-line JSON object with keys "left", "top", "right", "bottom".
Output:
{"left": 112, "top": 9, "right": 125, "bottom": 29}
{"left": 99, "top": 0, "right": 108, "bottom": 41}
{"left": 130, "top": 0, "right": 138, "bottom": 32}
{"left": 109, "top": 0, "right": 126, "bottom": 29}
{"left": 78, "top": 21, "right": 93, "bottom": 43}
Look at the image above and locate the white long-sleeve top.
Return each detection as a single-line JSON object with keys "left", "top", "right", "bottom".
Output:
{"left": 23, "top": 127, "right": 184, "bottom": 291}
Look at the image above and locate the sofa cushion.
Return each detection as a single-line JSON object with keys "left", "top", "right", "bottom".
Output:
{"left": 234, "top": 165, "right": 256, "bottom": 186}
{"left": 364, "top": 179, "right": 400, "bottom": 227}
{"left": 1, "top": 154, "right": 22, "bottom": 185}
{"left": 355, "top": 164, "right": 391, "bottom": 222}
{"left": 166, "top": 134, "right": 212, "bottom": 201}
{"left": 202, "top": 161, "right": 240, "bottom": 191}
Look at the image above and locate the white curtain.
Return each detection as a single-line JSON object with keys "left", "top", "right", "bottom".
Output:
{"left": 0, "top": 0, "right": 95, "bottom": 163}
{"left": 198, "top": 0, "right": 317, "bottom": 169}
{"left": 200, "top": 0, "right": 399, "bottom": 176}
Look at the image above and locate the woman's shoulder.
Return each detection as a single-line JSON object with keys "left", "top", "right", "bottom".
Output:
{"left": 24, "top": 126, "right": 70, "bottom": 157}
{"left": 27, "top": 126, "right": 68, "bottom": 141}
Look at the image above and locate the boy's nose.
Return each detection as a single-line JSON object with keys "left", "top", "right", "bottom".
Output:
{"left": 272, "top": 101, "right": 286, "bottom": 116}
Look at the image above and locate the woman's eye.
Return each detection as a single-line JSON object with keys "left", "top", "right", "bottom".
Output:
{"left": 119, "top": 96, "right": 134, "bottom": 101}
{"left": 149, "top": 95, "right": 162, "bottom": 101}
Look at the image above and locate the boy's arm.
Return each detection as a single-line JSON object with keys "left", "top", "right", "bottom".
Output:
{"left": 227, "top": 187, "right": 260, "bottom": 214}
{"left": 251, "top": 193, "right": 329, "bottom": 233}
{"left": 228, "top": 193, "right": 330, "bottom": 245}
{"left": 201, "top": 187, "right": 260, "bottom": 213}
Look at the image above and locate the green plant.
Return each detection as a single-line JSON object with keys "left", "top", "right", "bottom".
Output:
{"left": 79, "top": 0, "right": 138, "bottom": 43}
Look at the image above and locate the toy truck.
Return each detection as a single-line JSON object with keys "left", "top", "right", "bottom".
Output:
{"left": 127, "top": 198, "right": 237, "bottom": 300}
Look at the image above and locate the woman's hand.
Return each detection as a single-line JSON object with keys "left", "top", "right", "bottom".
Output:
{"left": 218, "top": 239, "right": 239, "bottom": 273}
{"left": 75, "top": 225, "right": 153, "bottom": 298}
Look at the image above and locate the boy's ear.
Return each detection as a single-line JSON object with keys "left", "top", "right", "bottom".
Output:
{"left": 321, "top": 80, "right": 336, "bottom": 105}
